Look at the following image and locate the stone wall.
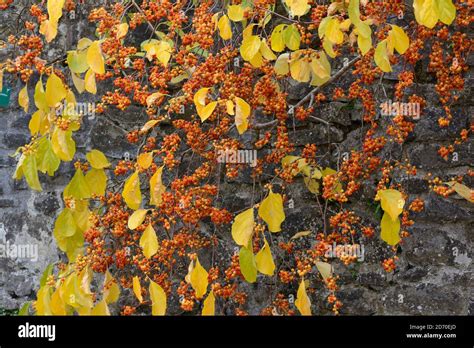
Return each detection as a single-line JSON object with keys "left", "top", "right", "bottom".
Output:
{"left": 0, "top": 1, "right": 472, "bottom": 315}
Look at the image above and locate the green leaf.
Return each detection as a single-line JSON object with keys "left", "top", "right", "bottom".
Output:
{"left": 239, "top": 246, "right": 257, "bottom": 283}
{"left": 283, "top": 24, "right": 301, "bottom": 51}
{"left": 23, "top": 153, "right": 42, "bottom": 191}
{"left": 36, "top": 137, "right": 60, "bottom": 176}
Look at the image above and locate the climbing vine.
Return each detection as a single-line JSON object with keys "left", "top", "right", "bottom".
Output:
{"left": 1, "top": 0, "right": 472, "bottom": 316}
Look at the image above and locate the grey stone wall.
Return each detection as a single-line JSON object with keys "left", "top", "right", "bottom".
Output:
{"left": 0, "top": 1, "right": 472, "bottom": 315}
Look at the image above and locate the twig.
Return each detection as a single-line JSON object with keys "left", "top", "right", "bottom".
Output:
{"left": 253, "top": 55, "right": 360, "bottom": 130}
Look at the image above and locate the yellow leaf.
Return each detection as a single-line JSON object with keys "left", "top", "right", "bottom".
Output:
{"left": 290, "top": 230, "right": 312, "bottom": 240}
{"left": 86, "top": 41, "right": 105, "bottom": 74}
{"left": 295, "top": 278, "right": 311, "bottom": 315}
{"left": 84, "top": 68, "right": 97, "bottom": 94}
{"left": 116, "top": 23, "right": 129, "bottom": 39}
{"left": 380, "top": 212, "right": 401, "bottom": 246}
{"left": 146, "top": 92, "right": 163, "bottom": 107}
{"left": 122, "top": 171, "right": 142, "bottom": 210}
{"left": 322, "top": 39, "right": 337, "bottom": 58}
{"left": 418, "top": 0, "right": 440, "bottom": 28}
{"left": 226, "top": 100, "right": 235, "bottom": 115}
{"left": 218, "top": 14, "right": 232, "bottom": 40}
{"left": 197, "top": 100, "right": 218, "bottom": 122}
{"left": 231, "top": 208, "right": 254, "bottom": 246}
{"left": 194, "top": 87, "right": 210, "bottom": 107}
{"left": 274, "top": 53, "right": 290, "bottom": 75}
{"left": 86, "top": 149, "right": 110, "bottom": 169}
{"left": 310, "top": 52, "right": 330, "bottom": 79}
{"left": 255, "top": 238, "right": 276, "bottom": 276}
{"left": 377, "top": 189, "right": 405, "bottom": 221}
{"left": 140, "top": 224, "right": 159, "bottom": 258}
{"left": 290, "top": 54, "right": 311, "bottom": 83}
{"left": 141, "top": 120, "right": 160, "bottom": 132}
{"left": 260, "top": 39, "right": 277, "bottom": 60}
{"left": 325, "top": 18, "right": 344, "bottom": 44}
{"left": 103, "top": 270, "right": 120, "bottom": 304}
{"left": 128, "top": 209, "right": 148, "bottom": 230}
{"left": 235, "top": 97, "right": 250, "bottom": 134}
{"left": 50, "top": 287, "right": 66, "bottom": 315}
{"left": 132, "top": 276, "right": 143, "bottom": 303}
{"left": 228, "top": 5, "right": 245, "bottom": 22}
{"left": 45, "top": 72, "right": 67, "bottom": 107}
{"left": 51, "top": 128, "right": 76, "bottom": 161}
{"left": 149, "top": 280, "right": 167, "bottom": 315}
{"left": 448, "top": 182, "right": 474, "bottom": 203}
{"left": 71, "top": 72, "right": 85, "bottom": 94}
{"left": 389, "top": 25, "right": 409, "bottom": 54}
{"left": 357, "top": 34, "right": 372, "bottom": 55}
{"left": 48, "top": 0, "right": 65, "bottom": 22}
{"left": 374, "top": 40, "right": 392, "bottom": 73}
{"left": 202, "top": 290, "right": 215, "bottom": 316}
{"left": 150, "top": 165, "right": 166, "bottom": 206}
{"left": 190, "top": 257, "right": 208, "bottom": 299}
{"left": 270, "top": 24, "right": 287, "bottom": 52}
{"left": 258, "top": 189, "right": 285, "bottom": 232}
{"left": 18, "top": 85, "right": 29, "bottom": 113}
{"left": 285, "top": 0, "right": 311, "bottom": 17}
{"left": 34, "top": 79, "right": 47, "bottom": 110}
{"left": 240, "top": 35, "right": 261, "bottom": 61}
{"left": 137, "top": 152, "right": 153, "bottom": 170}
{"left": 437, "top": 0, "right": 456, "bottom": 25}
{"left": 249, "top": 50, "right": 264, "bottom": 68}
{"left": 35, "top": 285, "right": 52, "bottom": 315}
{"left": 239, "top": 246, "right": 257, "bottom": 283}
{"left": 91, "top": 300, "right": 110, "bottom": 315}
{"left": 155, "top": 41, "right": 172, "bottom": 67}
{"left": 315, "top": 261, "right": 332, "bottom": 280}
{"left": 39, "top": 19, "right": 58, "bottom": 43}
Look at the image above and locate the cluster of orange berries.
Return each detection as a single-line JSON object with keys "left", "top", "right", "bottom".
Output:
{"left": 382, "top": 257, "right": 398, "bottom": 273}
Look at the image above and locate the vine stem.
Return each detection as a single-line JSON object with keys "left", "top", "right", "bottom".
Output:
{"left": 253, "top": 55, "right": 361, "bottom": 129}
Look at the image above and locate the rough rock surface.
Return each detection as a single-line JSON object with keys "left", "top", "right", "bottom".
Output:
{"left": 0, "top": 1, "right": 472, "bottom": 315}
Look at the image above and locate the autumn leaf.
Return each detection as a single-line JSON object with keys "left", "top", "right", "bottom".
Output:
{"left": 231, "top": 208, "right": 254, "bottom": 246}
{"left": 255, "top": 238, "right": 276, "bottom": 276}
{"left": 380, "top": 212, "right": 401, "bottom": 246}
{"left": 239, "top": 246, "right": 257, "bottom": 283}
{"left": 150, "top": 165, "right": 165, "bottom": 206}
{"left": 86, "top": 149, "right": 110, "bottom": 169}
{"left": 258, "top": 189, "right": 285, "bottom": 232}
{"left": 202, "top": 290, "right": 215, "bottom": 316}
{"left": 189, "top": 257, "right": 209, "bottom": 299}
{"left": 122, "top": 171, "right": 142, "bottom": 210}
{"left": 86, "top": 41, "right": 105, "bottom": 74}
{"left": 139, "top": 224, "right": 159, "bottom": 258}
{"left": 128, "top": 209, "right": 148, "bottom": 230}
{"left": 149, "top": 279, "right": 167, "bottom": 315}
{"left": 18, "top": 85, "right": 29, "bottom": 113}
{"left": 295, "top": 278, "right": 311, "bottom": 315}
{"left": 132, "top": 276, "right": 143, "bottom": 303}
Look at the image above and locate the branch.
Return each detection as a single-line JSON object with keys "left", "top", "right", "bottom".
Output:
{"left": 253, "top": 55, "right": 361, "bottom": 130}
